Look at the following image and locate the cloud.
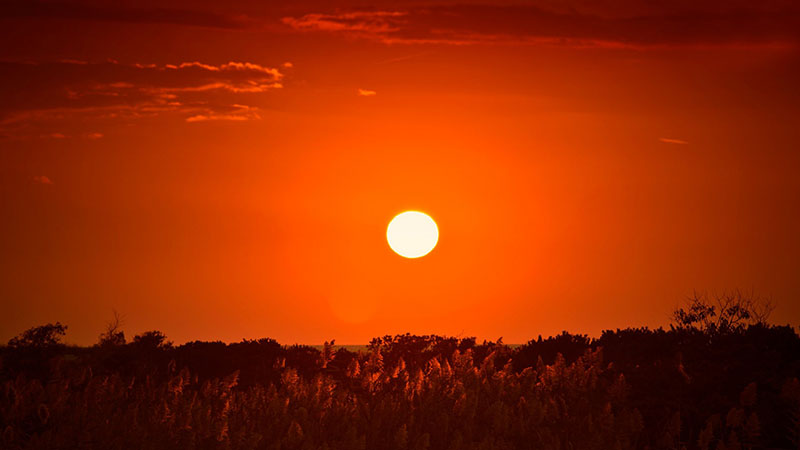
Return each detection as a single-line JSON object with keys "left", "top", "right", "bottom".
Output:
{"left": 185, "top": 114, "right": 249, "bottom": 122}
{"left": 282, "top": 11, "right": 407, "bottom": 34}
{"left": 6, "top": 0, "right": 798, "bottom": 49}
{"left": 33, "top": 175, "right": 53, "bottom": 184}
{"left": 659, "top": 138, "right": 689, "bottom": 145}
{"left": 282, "top": 3, "right": 800, "bottom": 49}
{"left": 185, "top": 104, "right": 261, "bottom": 122}
{"left": 0, "top": 59, "right": 285, "bottom": 138}
{"left": 357, "top": 89, "right": 377, "bottom": 97}
{"left": 8, "top": 1, "right": 796, "bottom": 49}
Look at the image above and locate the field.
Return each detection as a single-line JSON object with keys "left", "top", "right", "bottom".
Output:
{"left": 2, "top": 303, "right": 800, "bottom": 449}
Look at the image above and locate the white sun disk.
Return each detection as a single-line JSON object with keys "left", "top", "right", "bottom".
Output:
{"left": 387, "top": 211, "right": 439, "bottom": 258}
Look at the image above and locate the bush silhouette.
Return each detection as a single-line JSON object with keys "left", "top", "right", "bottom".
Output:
{"left": 7, "top": 322, "right": 67, "bottom": 349}
{"left": 132, "top": 330, "right": 172, "bottom": 349}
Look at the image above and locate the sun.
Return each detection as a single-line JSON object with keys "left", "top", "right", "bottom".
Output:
{"left": 386, "top": 211, "right": 439, "bottom": 258}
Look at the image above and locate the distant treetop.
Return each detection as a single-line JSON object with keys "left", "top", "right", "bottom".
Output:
{"left": 7, "top": 322, "right": 68, "bottom": 349}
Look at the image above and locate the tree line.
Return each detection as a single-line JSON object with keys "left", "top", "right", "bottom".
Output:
{"left": 1, "top": 292, "right": 798, "bottom": 449}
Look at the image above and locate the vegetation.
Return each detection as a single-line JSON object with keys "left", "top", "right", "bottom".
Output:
{"left": 1, "top": 294, "right": 799, "bottom": 449}
{"left": 6, "top": 323, "right": 67, "bottom": 350}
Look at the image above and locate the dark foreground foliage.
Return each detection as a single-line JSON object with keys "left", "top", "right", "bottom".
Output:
{"left": 1, "top": 296, "right": 799, "bottom": 449}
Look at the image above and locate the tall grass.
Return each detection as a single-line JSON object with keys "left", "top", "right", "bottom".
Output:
{"left": 2, "top": 348, "right": 640, "bottom": 450}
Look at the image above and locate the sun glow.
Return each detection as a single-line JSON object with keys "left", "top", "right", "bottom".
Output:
{"left": 386, "top": 211, "right": 439, "bottom": 258}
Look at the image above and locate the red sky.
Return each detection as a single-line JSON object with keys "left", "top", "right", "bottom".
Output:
{"left": 1, "top": 0, "right": 799, "bottom": 345}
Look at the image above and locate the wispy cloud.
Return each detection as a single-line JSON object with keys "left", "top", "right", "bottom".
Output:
{"left": 357, "top": 89, "right": 377, "bottom": 97}
{"left": 282, "top": 4, "right": 800, "bottom": 49}
{"left": 282, "top": 11, "right": 406, "bottom": 34}
{"left": 7, "top": 1, "right": 798, "bottom": 49}
{"left": 185, "top": 104, "right": 261, "bottom": 122}
{"left": 0, "top": 59, "right": 285, "bottom": 138}
{"left": 659, "top": 138, "right": 689, "bottom": 145}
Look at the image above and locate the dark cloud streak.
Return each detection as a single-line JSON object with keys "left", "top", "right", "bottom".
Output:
{"left": 282, "top": 4, "right": 800, "bottom": 48}
{"left": 5, "top": 1, "right": 798, "bottom": 47}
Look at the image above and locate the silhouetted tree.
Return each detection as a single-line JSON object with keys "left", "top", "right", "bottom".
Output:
{"left": 513, "top": 331, "right": 591, "bottom": 369}
{"left": 673, "top": 291, "right": 775, "bottom": 334}
{"left": 132, "top": 330, "right": 172, "bottom": 349}
{"left": 97, "top": 310, "right": 125, "bottom": 347}
{"left": 7, "top": 322, "right": 67, "bottom": 349}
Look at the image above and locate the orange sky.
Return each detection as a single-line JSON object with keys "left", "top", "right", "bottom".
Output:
{"left": 1, "top": 0, "right": 799, "bottom": 345}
